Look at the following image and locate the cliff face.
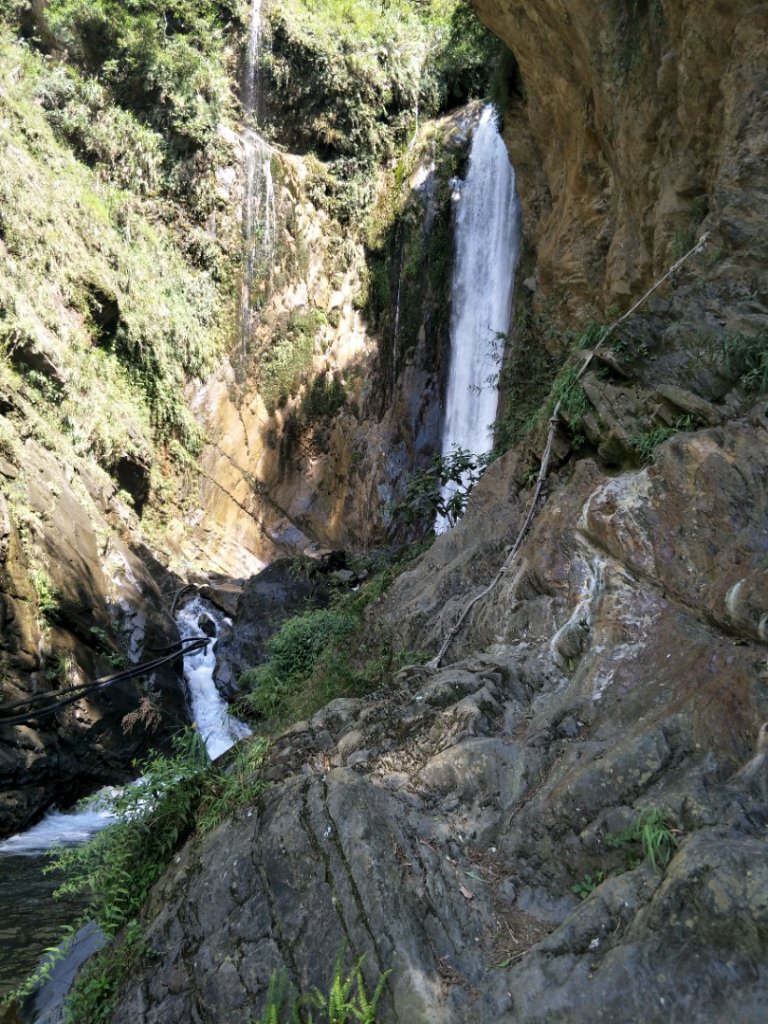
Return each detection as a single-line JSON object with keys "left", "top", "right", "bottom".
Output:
{"left": 173, "top": 107, "right": 473, "bottom": 573}
{"left": 99, "top": 2, "right": 768, "bottom": 1023}
{"left": 478, "top": 0, "right": 767, "bottom": 319}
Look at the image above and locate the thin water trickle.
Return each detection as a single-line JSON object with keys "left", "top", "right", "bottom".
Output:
{"left": 438, "top": 105, "right": 522, "bottom": 530}
{"left": 239, "top": 0, "right": 276, "bottom": 356}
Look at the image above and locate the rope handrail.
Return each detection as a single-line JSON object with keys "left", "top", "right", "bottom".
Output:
{"left": 0, "top": 636, "right": 209, "bottom": 728}
{"left": 426, "top": 234, "right": 710, "bottom": 670}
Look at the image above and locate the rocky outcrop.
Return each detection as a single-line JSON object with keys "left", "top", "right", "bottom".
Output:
{"left": 174, "top": 111, "right": 473, "bottom": 574}
{"left": 10, "top": 0, "right": 767, "bottom": 1018}
{"left": 477, "top": 0, "right": 768, "bottom": 321}
{"left": 105, "top": 406, "right": 768, "bottom": 1022}
{"left": 0, "top": 426, "right": 187, "bottom": 838}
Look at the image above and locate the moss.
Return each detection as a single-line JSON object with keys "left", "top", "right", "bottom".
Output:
{"left": 258, "top": 309, "right": 328, "bottom": 413}
{"left": 0, "top": 25, "right": 235, "bottom": 521}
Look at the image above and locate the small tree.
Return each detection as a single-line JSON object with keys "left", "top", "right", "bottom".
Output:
{"left": 391, "top": 446, "right": 488, "bottom": 537}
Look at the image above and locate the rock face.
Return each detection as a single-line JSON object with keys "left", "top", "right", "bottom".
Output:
{"left": 0, "top": 430, "right": 187, "bottom": 838}
{"left": 174, "top": 111, "right": 472, "bottom": 573}
{"left": 100, "top": 0, "right": 768, "bottom": 1016}
{"left": 107, "top": 409, "right": 768, "bottom": 1023}
{"left": 475, "top": 0, "right": 768, "bottom": 321}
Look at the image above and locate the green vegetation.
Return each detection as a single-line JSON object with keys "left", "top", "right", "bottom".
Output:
{"left": 391, "top": 447, "right": 489, "bottom": 537}
{"left": 32, "top": 569, "right": 61, "bottom": 621}
{"left": 719, "top": 328, "right": 768, "bottom": 395}
{"left": 630, "top": 415, "right": 697, "bottom": 464}
{"left": 494, "top": 301, "right": 560, "bottom": 453}
{"left": 606, "top": 806, "right": 679, "bottom": 871}
{"left": 4, "top": 730, "right": 267, "bottom": 1022}
{"left": 254, "top": 952, "right": 390, "bottom": 1024}
{"left": 362, "top": 119, "right": 469, "bottom": 399}
{"left": 571, "top": 870, "right": 605, "bottom": 900}
{"left": 239, "top": 561, "right": 419, "bottom": 726}
{"left": 42, "top": 0, "right": 235, "bottom": 155}
{"left": 551, "top": 363, "right": 590, "bottom": 430}
{"left": 0, "top": 0, "right": 243, "bottom": 532}
{"left": 265, "top": 0, "right": 515, "bottom": 224}
{"left": 258, "top": 309, "right": 328, "bottom": 412}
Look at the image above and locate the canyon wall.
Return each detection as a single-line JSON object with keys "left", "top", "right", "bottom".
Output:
{"left": 100, "top": 1, "right": 768, "bottom": 1022}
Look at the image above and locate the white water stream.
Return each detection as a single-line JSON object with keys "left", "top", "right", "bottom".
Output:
{"left": 0, "top": 595, "right": 249, "bottom": 1009}
{"left": 0, "top": 598, "right": 249, "bottom": 858}
{"left": 175, "top": 597, "right": 251, "bottom": 760}
{"left": 239, "top": 0, "right": 276, "bottom": 352}
{"left": 438, "top": 105, "right": 522, "bottom": 528}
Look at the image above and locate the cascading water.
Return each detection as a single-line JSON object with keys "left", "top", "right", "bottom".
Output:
{"left": 0, "top": 598, "right": 249, "bottom": 1007}
{"left": 174, "top": 597, "right": 251, "bottom": 760}
{"left": 438, "top": 105, "right": 521, "bottom": 528}
{"left": 239, "top": 0, "right": 276, "bottom": 355}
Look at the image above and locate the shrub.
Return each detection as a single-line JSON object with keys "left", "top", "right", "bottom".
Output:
{"left": 630, "top": 416, "right": 697, "bottom": 464}
{"left": 43, "top": 0, "right": 233, "bottom": 153}
{"left": 239, "top": 560, "right": 422, "bottom": 726}
{"left": 32, "top": 569, "right": 60, "bottom": 620}
{"left": 606, "top": 806, "right": 679, "bottom": 871}
{"left": 551, "top": 363, "right": 589, "bottom": 429}
{"left": 240, "top": 607, "right": 358, "bottom": 719}
{"left": 391, "top": 447, "right": 489, "bottom": 536}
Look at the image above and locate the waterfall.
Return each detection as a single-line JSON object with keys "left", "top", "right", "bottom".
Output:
{"left": 438, "top": 105, "right": 521, "bottom": 528}
{"left": 239, "top": 0, "right": 276, "bottom": 354}
{"left": 175, "top": 597, "right": 251, "bottom": 761}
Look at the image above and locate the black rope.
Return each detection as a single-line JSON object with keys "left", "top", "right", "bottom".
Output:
{"left": 0, "top": 636, "right": 210, "bottom": 728}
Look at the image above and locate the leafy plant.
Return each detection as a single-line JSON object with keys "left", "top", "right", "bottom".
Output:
{"left": 259, "top": 309, "right": 327, "bottom": 413}
{"left": 89, "top": 624, "right": 128, "bottom": 669}
{"left": 252, "top": 949, "right": 390, "bottom": 1024}
{"left": 606, "top": 807, "right": 679, "bottom": 872}
{"left": 571, "top": 870, "right": 605, "bottom": 900}
{"left": 391, "top": 446, "right": 489, "bottom": 537}
{"left": 33, "top": 569, "right": 60, "bottom": 620}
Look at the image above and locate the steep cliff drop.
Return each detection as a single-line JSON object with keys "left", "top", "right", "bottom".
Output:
{"left": 438, "top": 104, "right": 521, "bottom": 528}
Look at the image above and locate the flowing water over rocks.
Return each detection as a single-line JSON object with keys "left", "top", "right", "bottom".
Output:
{"left": 438, "top": 105, "right": 521, "bottom": 527}
{"left": 0, "top": 595, "right": 249, "bottom": 1014}
{"left": 239, "top": 0, "right": 277, "bottom": 353}
{"left": 175, "top": 598, "right": 251, "bottom": 760}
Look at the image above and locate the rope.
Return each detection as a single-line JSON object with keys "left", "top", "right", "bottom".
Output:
{"left": 426, "top": 233, "right": 710, "bottom": 671}
{"left": 0, "top": 636, "right": 209, "bottom": 728}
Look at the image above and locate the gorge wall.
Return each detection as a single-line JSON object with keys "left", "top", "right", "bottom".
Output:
{"left": 96, "top": 1, "right": 768, "bottom": 1023}
{"left": 1, "top": 0, "right": 767, "bottom": 1020}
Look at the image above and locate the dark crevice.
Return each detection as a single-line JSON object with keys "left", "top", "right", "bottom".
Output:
{"left": 297, "top": 780, "right": 362, "bottom": 961}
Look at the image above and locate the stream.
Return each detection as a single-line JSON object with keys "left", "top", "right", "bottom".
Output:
{"left": 0, "top": 595, "right": 249, "bottom": 1017}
